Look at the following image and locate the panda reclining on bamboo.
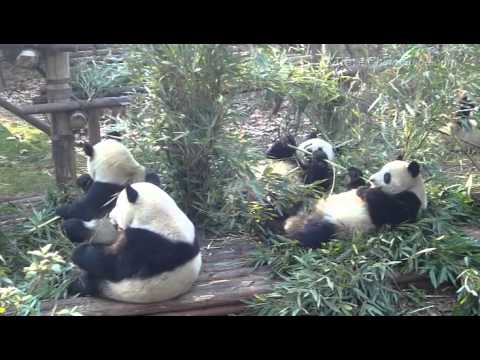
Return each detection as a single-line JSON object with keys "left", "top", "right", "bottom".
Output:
{"left": 284, "top": 159, "right": 427, "bottom": 249}
{"left": 56, "top": 139, "right": 202, "bottom": 303}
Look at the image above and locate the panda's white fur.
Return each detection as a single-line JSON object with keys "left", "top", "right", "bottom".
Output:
{"left": 296, "top": 138, "right": 335, "bottom": 166}
{"left": 313, "top": 189, "right": 374, "bottom": 234}
{"left": 109, "top": 182, "right": 195, "bottom": 244}
{"left": 83, "top": 218, "right": 117, "bottom": 245}
{"left": 100, "top": 255, "right": 202, "bottom": 304}
{"left": 369, "top": 160, "right": 427, "bottom": 209}
{"left": 58, "top": 139, "right": 162, "bottom": 244}
{"left": 284, "top": 160, "right": 427, "bottom": 247}
{"left": 87, "top": 139, "right": 146, "bottom": 185}
{"left": 71, "top": 182, "right": 201, "bottom": 304}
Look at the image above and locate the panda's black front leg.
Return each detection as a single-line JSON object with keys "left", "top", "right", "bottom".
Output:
{"left": 67, "top": 271, "right": 101, "bottom": 297}
{"left": 347, "top": 167, "right": 366, "bottom": 190}
{"left": 72, "top": 243, "right": 118, "bottom": 281}
{"left": 62, "top": 218, "right": 93, "bottom": 243}
{"left": 56, "top": 200, "right": 96, "bottom": 221}
{"left": 76, "top": 174, "right": 94, "bottom": 193}
{"left": 356, "top": 186, "right": 370, "bottom": 200}
{"left": 363, "top": 188, "right": 421, "bottom": 227}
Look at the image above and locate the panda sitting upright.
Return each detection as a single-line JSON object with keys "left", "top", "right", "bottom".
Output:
{"left": 57, "top": 139, "right": 160, "bottom": 244}
{"left": 284, "top": 159, "right": 427, "bottom": 249}
{"left": 68, "top": 182, "right": 202, "bottom": 304}
{"left": 57, "top": 139, "right": 160, "bottom": 221}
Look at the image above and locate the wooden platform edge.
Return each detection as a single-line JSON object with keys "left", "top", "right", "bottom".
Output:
{"left": 39, "top": 269, "right": 275, "bottom": 316}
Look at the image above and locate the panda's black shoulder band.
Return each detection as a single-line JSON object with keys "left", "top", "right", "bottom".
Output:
{"left": 83, "top": 143, "right": 94, "bottom": 158}
{"left": 364, "top": 188, "right": 421, "bottom": 227}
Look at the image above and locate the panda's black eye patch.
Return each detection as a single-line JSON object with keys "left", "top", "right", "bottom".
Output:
{"left": 384, "top": 172, "right": 391, "bottom": 184}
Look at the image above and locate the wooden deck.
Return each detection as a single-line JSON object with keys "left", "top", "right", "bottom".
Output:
{"left": 1, "top": 192, "right": 275, "bottom": 316}
{"left": 2, "top": 193, "right": 463, "bottom": 316}
{"left": 40, "top": 235, "right": 274, "bottom": 316}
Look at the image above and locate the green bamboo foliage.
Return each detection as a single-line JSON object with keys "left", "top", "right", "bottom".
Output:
{"left": 126, "top": 45, "right": 253, "bottom": 227}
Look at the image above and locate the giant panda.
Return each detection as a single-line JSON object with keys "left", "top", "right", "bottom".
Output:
{"left": 265, "top": 134, "right": 297, "bottom": 159}
{"left": 441, "top": 90, "right": 480, "bottom": 148}
{"left": 68, "top": 182, "right": 202, "bottom": 304}
{"left": 263, "top": 134, "right": 335, "bottom": 188}
{"left": 295, "top": 137, "right": 335, "bottom": 188}
{"left": 57, "top": 139, "right": 160, "bottom": 245}
{"left": 56, "top": 139, "right": 160, "bottom": 221}
{"left": 295, "top": 137, "right": 335, "bottom": 166}
{"left": 284, "top": 160, "right": 427, "bottom": 249}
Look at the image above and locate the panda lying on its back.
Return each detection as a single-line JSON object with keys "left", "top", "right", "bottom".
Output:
{"left": 69, "top": 182, "right": 202, "bottom": 304}
{"left": 264, "top": 134, "right": 335, "bottom": 189}
{"left": 56, "top": 139, "right": 160, "bottom": 222}
{"left": 285, "top": 160, "right": 427, "bottom": 249}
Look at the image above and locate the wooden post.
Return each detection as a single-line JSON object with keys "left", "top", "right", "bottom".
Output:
{"left": 45, "top": 50, "right": 76, "bottom": 187}
{"left": 87, "top": 109, "right": 101, "bottom": 145}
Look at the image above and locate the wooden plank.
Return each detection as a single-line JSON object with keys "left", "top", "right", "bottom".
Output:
{"left": 0, "top": 217, "right": 27, "bottom": 227}
{"left": 0, "top": 193, "right": 43, "bottom": 203}
{"left": 39, "top": 275, "right": 274, "bottom": 316}
{"left": 202, "top": 246, "right": 258, "bottom": 263}
{"left": 201, "top": 259, "right": 251, "bottom": 272}
{"left": 152, "top": 304, "right": 247, "bottom": 316}
{"left": 19, "top": 96, "right": 131, "bottom": 115}
{"left": 0, "top": 97, "right": 51, "bottom": 135}
{"left": 198, "top": 267, "right": 269, "bottom": 282}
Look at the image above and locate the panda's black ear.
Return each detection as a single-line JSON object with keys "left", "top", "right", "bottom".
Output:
{"left": 126, "top": 185, "right": 139, "bottom": 203}
{"left": 83, "top": 143, "right": 94, "bottom": 158}
{"left": 286, "top": 134, "right": 297, "bottom": 146}
{"left": 407, "top": 161, "right": 420, "bottom": 178}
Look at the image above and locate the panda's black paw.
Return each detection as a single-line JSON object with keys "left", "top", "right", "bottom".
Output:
{"left": 76, "top": 174, "right": 94, "bottom": 193}
{"left": 356, "top": 186, "right": 370, "bottom": 200}
{"left": 62, "top": 218, "right": 92, "bottom": 243}
{"left": 67, "top": 272, "right": 98, "bottom": 297}
{"left": 55, "top": 205, "right": 71, "bottom": 219}
{"left": 346, "top": 167, "right": 366, "bottom": 190}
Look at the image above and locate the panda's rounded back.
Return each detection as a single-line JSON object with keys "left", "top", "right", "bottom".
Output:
{"left": 110, "top": 182, "right": 195, "bottom": 244}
